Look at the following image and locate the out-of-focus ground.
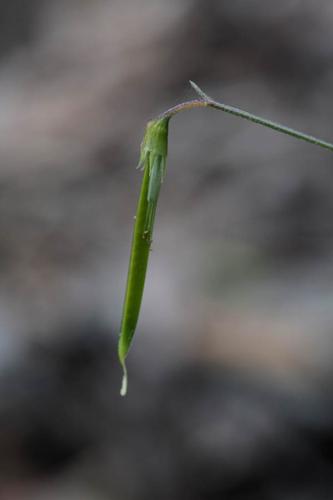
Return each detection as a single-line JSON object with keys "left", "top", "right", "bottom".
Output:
{"left": 1, "top": 1, "right": 333, "bottom": 499}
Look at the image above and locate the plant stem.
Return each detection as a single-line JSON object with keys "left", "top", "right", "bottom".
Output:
{"left": 159, "top": 99, "right": 209, "bottom": 119}
{"left": 161, "top": 81, "right": 333, "bottom": 153}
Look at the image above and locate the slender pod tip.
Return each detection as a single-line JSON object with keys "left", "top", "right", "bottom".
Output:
{"left": 118, "top": 335, "right": 129, "bottom": 396}
{"left": 120, "top": 362, "right": 128, "bottom": 396}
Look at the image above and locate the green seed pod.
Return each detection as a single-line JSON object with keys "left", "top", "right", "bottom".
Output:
{"left": 118, "top": 81, "right": 333, "bottom": 397}
{"left": 118, "top": 117, "right": 169, "bottom": 395}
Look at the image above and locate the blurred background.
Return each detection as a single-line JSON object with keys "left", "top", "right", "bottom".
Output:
{"left": 0, "top": 1, "right": 333, "bottom": 498}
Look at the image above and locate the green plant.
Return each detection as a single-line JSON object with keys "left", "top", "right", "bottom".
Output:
{"left": 118, "top": 82, "right": 333, "bottom": 395}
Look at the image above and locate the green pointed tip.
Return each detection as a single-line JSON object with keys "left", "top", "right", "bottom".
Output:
{"left": 144, "top": 118, "right": 169, "bottom": 158}
{"left": 138, "top": 118, "right": 169, "bottom": 172}
{"left": 189, "top": 81, "right": 211, "bottom": 102}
